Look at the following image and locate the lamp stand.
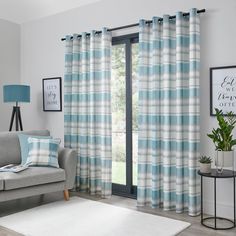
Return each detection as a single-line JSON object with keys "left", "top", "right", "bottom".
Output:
{"left": 9, "top": 102, "right": 23, "bottom": 131}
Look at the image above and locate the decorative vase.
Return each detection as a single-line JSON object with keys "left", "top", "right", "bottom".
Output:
{"left": 215, "top": 150, "right": 234, "bottom": 173}
{"left": 199, "top": 163, "right": 211, "bottom": 174}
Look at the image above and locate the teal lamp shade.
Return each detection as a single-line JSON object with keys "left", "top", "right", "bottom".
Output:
{"left": 3, "top": 85, "right": 30, "bottom": 103}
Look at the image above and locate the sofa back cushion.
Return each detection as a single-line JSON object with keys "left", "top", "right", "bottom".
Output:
{"left": 0, "top": 130, "right": 50, "bottom": 167}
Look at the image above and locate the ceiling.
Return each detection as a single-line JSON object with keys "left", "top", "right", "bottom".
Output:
{"left": 0, "top": 0, "right": 101, "bottom": 24}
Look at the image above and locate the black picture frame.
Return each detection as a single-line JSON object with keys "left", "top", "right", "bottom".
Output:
{"left": 210, "top": 65, "right": 236, "bottom": 116}
{"left": 42, "top": 77, "right": 62, "bottom": 112}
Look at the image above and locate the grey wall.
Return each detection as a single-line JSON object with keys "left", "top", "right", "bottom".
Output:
{"left": 20, "top": 0, "right": 236, "bottom": 217}
{"left": 0, "top": 19, "right": 20, "bottom": 132}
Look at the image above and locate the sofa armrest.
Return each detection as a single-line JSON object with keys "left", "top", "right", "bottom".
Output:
{"left": 58, "top": 147, "right": 77, "bottom": 190}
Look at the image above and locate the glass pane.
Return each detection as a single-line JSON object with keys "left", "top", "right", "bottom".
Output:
{"left": 111, "top": 44, "right": 126, "bottom": 185}
{"left": 132, "top": 43, "right": 138, "bottom": 186}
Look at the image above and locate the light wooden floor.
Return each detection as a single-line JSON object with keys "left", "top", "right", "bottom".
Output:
{"left": 0, "top": 191, "right": 235, "bottom": 236}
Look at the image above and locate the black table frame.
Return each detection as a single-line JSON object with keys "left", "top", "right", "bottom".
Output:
{"left": 198, "top": 169, "right": 236, "bottom": 230}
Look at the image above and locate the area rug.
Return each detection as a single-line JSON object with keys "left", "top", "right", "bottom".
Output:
{"left": 0, "top": 197, "right": 190, "bottom": 236}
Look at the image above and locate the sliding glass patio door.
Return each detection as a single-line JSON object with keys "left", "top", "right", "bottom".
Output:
{"left": 111, "top": 33, "right": 138, "bottom": 198}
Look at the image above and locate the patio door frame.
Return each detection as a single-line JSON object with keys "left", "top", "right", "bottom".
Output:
{"left": 112, "top": 33, "right": 138, "bottom": 199}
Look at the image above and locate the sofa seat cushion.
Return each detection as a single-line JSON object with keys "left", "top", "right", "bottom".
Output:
{"left": 0, "top": 178, "right": 3, "bottom": 190}
{"left": 0, "top": 167, "right": 65, "bottom": 190}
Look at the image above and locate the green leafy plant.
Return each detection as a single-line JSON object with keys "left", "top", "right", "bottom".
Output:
{"left": 199, "top": 156, "right": 212, "bottom": 164}
{"left": 207, "top": 108, "right": 236, "bottom": 151}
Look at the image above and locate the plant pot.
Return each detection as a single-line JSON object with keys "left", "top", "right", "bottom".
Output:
{"left": 215, "top": 150, "right": 234, "bottom": 173}
{"left": 199, "top": 163, "right": 211, "bottom": 174}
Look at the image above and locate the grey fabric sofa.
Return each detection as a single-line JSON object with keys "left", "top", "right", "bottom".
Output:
{"left": 0, "top": 130, "right": 77, "bottom": 202}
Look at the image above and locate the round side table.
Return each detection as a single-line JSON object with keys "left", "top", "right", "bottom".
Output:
{"left": 198, "top": 169, "right": 236, "bottom": 230}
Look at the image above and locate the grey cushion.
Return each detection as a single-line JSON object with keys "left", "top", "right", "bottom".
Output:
{"left": 0, "top": 178, "right": 3, "bottom": 190}
{"left": 0, "top": 130, "right": 50, "bottom": 167}
{"left": 0, "top": 167, "right": 65, "bottom": 190}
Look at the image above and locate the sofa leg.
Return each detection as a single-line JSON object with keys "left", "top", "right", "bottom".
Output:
{"left": 63, "top": 190, "right": 69, "bottom": 201}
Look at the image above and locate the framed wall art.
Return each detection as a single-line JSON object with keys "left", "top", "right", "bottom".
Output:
{"left": 210, "top": 66, "right": 236, "bottom": 116}
{"left": 42, "top": 77, "right": 62, "bottom": 112}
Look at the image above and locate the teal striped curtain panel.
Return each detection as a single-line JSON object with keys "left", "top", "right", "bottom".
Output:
{"left": 64, "top": 28, "right": 112, "bottom": 198}
{"left": 137, "top": 8, "right": 200, "bottom": 216}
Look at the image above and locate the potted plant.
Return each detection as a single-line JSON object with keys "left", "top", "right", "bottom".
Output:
{"left": 207, "top": 108, "right": 236, "bottom": 172}
{"left": 199, "top": 156, "right": 212, "bottom": 173}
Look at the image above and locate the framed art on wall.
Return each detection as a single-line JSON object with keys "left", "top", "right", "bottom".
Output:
{"left": 210, "top": 66, "right": 236, "bottom": 116}
{"left": 42, "top": 77, "right": 62, "bottom": 111}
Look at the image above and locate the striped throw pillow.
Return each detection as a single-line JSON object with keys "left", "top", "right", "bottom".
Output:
{"left": 26, "top": 137, "right": 60, "bottom": 168}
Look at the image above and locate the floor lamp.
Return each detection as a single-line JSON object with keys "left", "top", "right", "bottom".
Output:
{"left": 3, "top": 85, "right": 30, "bottom": 131}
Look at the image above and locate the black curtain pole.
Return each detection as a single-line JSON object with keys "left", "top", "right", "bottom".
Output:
{"left": 61, "top": 8, "right": 205, "bottom": 41}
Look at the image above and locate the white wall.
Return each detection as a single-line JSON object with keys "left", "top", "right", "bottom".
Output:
{"left": 20, "top": 0, "right": 236, "bottom": 218}
{"left": 0, "top": 19, "right": 20, "bottom": 132}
